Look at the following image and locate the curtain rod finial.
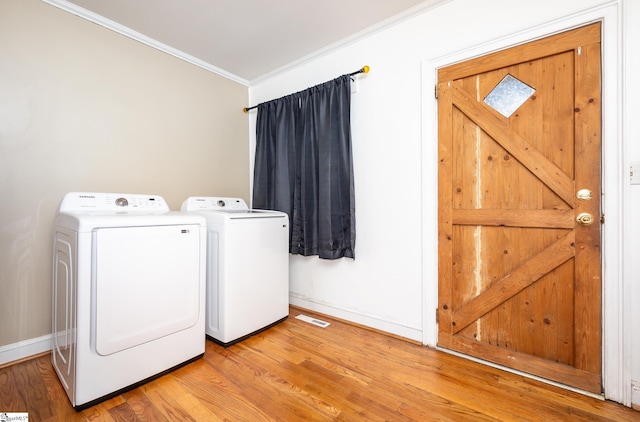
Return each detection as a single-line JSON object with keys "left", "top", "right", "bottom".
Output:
{"left": 362, "top": 65, "right": 370, "bottom": 74}
{"left": 242, "top": 107, "right": 249, "bottom": 113}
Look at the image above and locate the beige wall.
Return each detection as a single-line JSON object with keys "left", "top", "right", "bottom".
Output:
{"left": 0, "top": 0, "right": 249, "bottom": 347}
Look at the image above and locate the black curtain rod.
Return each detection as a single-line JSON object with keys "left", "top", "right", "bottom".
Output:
{"left": 243, "top": 65, "right": 370, "bottom": 113}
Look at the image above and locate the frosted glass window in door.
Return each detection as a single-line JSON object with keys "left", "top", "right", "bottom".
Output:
{"left": 483, "top": 74, "right": 535, "bottom": 118}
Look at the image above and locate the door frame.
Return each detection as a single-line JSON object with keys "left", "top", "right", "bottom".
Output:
{"left": 420, "top": 3, "right": 629, "bottom": 405}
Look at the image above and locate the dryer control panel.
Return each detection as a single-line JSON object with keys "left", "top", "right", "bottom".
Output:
{"left": 59, "top": 192, "right": 170, "bottom": 213}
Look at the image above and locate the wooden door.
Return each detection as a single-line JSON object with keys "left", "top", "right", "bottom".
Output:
{"left": 437, "top": 23, "right": 602, "bottom": 393}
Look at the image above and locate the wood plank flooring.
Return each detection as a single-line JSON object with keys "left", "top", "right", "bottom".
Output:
{"left": 1, "top": 307, "right": 639, "bottom": 421}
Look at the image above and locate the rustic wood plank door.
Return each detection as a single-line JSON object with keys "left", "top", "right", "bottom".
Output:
{"left": 437, "top": 23, "right": 602, "bottom": 393}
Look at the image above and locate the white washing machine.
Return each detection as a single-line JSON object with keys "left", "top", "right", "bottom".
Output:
{"left": 181, "top": 197, "right": 289, "bottom": 346}
{"left": 52, "top": 192, "right": 207, "bottom": 410}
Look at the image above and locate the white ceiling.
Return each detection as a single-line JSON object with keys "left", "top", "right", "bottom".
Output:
{"left": 48, "top": 0, "right": 444, "bottom": 84}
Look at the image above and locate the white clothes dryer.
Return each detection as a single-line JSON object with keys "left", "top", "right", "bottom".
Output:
{"left": 181, "top": 197, "right": 289, "bottom": 346}
{"left": 52, "top": 192, "right": 206, "bottom": 410}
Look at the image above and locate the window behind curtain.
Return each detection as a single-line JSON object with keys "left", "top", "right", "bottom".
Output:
{"left": 253, "top": 75, "right": 355, "bottom": 259}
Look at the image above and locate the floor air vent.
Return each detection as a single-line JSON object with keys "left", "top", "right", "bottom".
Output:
{"left": 295, "top": 314, "right": 330, "bottom": 328}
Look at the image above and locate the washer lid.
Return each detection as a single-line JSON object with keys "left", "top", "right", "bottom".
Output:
{"left": 214, "top": 209, "right": 287, "bottom": 219}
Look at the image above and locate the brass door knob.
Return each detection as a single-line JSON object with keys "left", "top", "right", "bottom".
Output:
{"left": 576, "top": 213, "right": 594, "bottom": 226}
{"left": 576, "top": 189, "right": 593, "bottom": 201}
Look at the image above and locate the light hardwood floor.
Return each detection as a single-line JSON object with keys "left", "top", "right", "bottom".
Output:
{"left": 1, "top": 307, "right": 638, "bottom": 421}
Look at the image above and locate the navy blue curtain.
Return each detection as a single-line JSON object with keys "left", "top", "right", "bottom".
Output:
{"left": 253, "top": 75, "right": 355, "bottom": 259}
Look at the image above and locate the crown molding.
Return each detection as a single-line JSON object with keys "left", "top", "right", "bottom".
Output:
{"left": 41, "top": 0, "right": 250, "bottom": 86}
{"left": 248, "top": 0, "right": 451, "bottom": 85}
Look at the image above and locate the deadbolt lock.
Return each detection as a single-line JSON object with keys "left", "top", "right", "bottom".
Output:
{"left": 576, "top": 189, "right": 593, "bottom": 201}
{"left": 576, "top": 213, "right": 594, "bottom": 226}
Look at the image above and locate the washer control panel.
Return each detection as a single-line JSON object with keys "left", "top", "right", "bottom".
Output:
{"left": 181, "top": 197, "right": 248, "bottom": 211}
{"left": 58, "top": 192, "right": 170, "bottom": 213}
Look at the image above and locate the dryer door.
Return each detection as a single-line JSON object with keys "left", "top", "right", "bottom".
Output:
{"left": 93, "top": 225, "right": 201, "bottom": 356}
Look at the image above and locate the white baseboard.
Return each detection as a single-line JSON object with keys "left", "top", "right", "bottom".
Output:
{"left": 289, "top": 293, "right": 422, "bottom": 342}
{"left": 632, "top": 381, "right": 640, "bottom": 410}
{"left": 0, "top": 306, "right": 422, "bottom": 366}
{"left": 0, "top": 334, "right": 52, "bottom": 366}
